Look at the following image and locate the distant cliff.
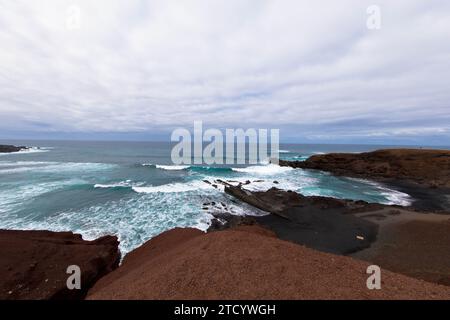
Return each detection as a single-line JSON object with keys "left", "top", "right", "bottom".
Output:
{"left": 279, "top": 149, "right": 450, "bottom": 188}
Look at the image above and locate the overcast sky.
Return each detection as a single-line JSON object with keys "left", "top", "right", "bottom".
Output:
{"left": 0, "top": 0, "right": 449, "bottom": 144}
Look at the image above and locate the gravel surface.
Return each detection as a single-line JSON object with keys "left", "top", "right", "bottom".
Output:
{"left": 87, "top": 226, "right": 450, "bottom": 300}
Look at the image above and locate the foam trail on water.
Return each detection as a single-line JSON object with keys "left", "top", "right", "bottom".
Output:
{"left": 142, "top": 163, "right": 191, "bottom": 171}
{"left": 156, "top": 164, "right": 190, "bottom": 171}
{"left": 133, "top": 180, "right": 214, "bottom": 193}
{"left": 347, "top": 178, "right": 412, "bottom": 206}
{"left": 232, "top": 164, "right": 293, "bottom": 175}
{"left": 94, "top": 180, "right": 144, "bottom": 189}
{"left": 0, "top": 147, "right": 50, "bottom": 156}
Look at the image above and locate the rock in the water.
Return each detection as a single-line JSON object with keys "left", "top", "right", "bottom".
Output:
{"left": 0, "top": 145, "right": 28, "bottom": 153}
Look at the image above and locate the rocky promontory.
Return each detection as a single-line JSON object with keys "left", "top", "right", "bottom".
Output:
{"left": 279, "top": 149, "right": 450, "bottom": 188}
{"left": 0, "top": 145, "right": 28, "bottom": 153}
{"left": 279, "top": 149, "right": 450, "bottom": 212}
{"left": 0, "top": 230, "right": 120, "bottom": 300}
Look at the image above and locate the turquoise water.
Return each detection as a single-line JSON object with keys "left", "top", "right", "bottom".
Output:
{"left": 0, "top": 140, "right": 444, "bottom": 254}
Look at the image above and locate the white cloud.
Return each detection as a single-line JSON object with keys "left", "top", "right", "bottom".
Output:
{"left": 0, "top": 0, "right": 449, "bottom": 143}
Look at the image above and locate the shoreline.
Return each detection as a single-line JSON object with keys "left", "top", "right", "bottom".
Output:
{"left": 279, "top": 149, "right": 450, "bottom": 213}
{"left": 1, "top": 148, "right": 449, "bottom": 299}
{"left": 0, "top": 144, "right": 29, "bottom": 154}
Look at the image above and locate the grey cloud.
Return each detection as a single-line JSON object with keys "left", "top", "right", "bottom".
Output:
{"left": 0, "top": 0, "right": 449, "bottom": 144}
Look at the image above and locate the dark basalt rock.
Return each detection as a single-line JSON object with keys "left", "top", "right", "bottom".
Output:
{"left": 224, "top": 185, "right": 381, "bottom": 254}
{"left": 207, "top": 212, "right": 257, "bottom": 232}
{"left": 0, "top": 145, "right": 29, "bottom": 153}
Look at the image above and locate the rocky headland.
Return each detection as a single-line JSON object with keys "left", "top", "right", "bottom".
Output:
{"left": 279, "top": 149, "right": 450, "bottom": 187}
{"left": 279, "top": 149, "right": 450, "bottom": 212}
{"left": 0, "top": 145, "right": 29, "bottom": 153}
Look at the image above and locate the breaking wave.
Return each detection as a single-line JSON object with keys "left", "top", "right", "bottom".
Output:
{"left": 231, "top": 164, "right": 294, "bottom": 175}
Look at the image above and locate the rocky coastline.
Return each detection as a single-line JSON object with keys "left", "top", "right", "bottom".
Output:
{"left": 0, "top": 144, "right": 29, "bottom": 153}
{"left": 1, "top": 148, "right": 449, "bottom": 299}
{"left": 279, "top": 149, "right": 450, "bottom": 212}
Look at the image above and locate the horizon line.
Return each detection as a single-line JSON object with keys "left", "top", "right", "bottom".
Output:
{"left": 1, "top": 137, "right": 449, "bottom": 148}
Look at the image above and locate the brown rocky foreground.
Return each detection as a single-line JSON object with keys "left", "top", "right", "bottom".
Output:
{"left": 87, "top": 226, "right": 450, "bottom": 300}
{"left": 0, "top": 230, "right": 120, "bottom": 300}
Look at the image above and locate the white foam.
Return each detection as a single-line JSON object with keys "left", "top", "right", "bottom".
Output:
{"left": 191, "top": 213, "right": 214, "bottom": 232}
{"left": 278, "top": 150, "right": 290, "bottom": 153}
{"left": 141, "top": 163, "right": 153, "bottom": 167}
{"left": 0, "top": 161, "right": 115, "bottom": 175}
{"left": 142, "top": 163, "right": 190, "bottom": 171}
{"left": 0, "top": 179, "right": 86, "bottom": 214}
{"left": 381, "top": 191, "right": 412, "bottom": 206}
{"left": 132, "top": 180, "right": 213, "bottom": 193}
{"left": 0, "top": 161, "right": 55, "bottom": 167}
{"left": 232, "top": 164, "right": 293, "bottom": 175}
{"left": 0, "top": 147, "right": 50, "bottom": 156}
{"left": 94, "top": 180, "right": 142, "bottom": 189}
{"left": 156, "top": 164, "right": 190, "bottom": 171}
{"left": 348, "top": 177, "right": 412, "bottom": 206}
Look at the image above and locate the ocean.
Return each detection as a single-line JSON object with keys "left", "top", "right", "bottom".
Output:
{"left": 0, "top": 140, "right": 447, "bottom": 254}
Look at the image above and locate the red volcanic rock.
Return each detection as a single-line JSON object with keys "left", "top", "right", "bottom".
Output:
{"left": 0, "top": 230, "right": 120, "bottom": 300}
{"left": 280, "top": 149, "right": 450, "bottom": 188}
{"left": 87, "top": 226, "right": 450, "bottom": 300}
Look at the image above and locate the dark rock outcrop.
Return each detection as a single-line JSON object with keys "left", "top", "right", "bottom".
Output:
{"left": 0, "top": 145, "right": 28, "bottom": 153}
{"left": 208, "top": 212, "right": 257, "bottom": 232}
{"left": 0, "top": 230, "right": 120, "bottom": 300}
{"left": 224, "top": 186, "right": 381, "bottom": 254}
